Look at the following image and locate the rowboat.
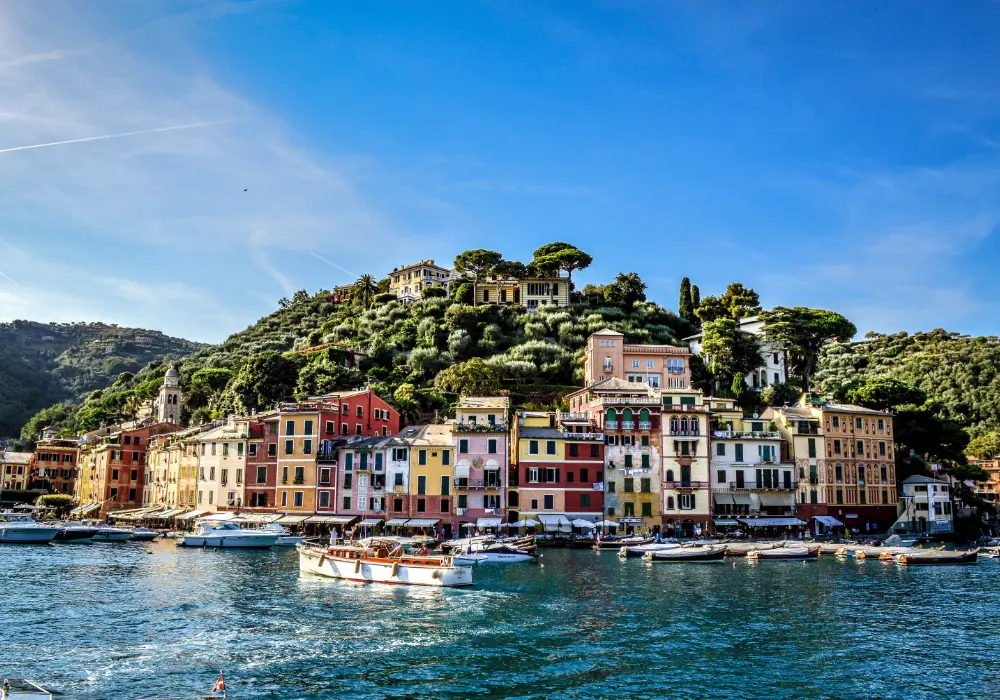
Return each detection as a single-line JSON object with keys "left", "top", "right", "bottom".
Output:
{"left": 298, "top": 537, "right": 474, "bottom": 586}
{"left": 748, "top": 546, "right": 819, "bottom": 561}
{"left": 593, "top": 536, "right": 652, "bottom": 551}
{"left": 642, "top": 546, "right": 726, "bottom": 563}
{"left": 619, "top": 543, "right": 680, "bottom": 558}
{"left": 724, "top": 542, "right": 780, "bottom": 557}
{"left": 896, "top": 549, "right": 978, "bottom": 566}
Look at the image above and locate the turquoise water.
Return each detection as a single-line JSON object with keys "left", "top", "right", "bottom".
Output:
{"left": 2, "top": 541, "right": 997, "bottom": 699}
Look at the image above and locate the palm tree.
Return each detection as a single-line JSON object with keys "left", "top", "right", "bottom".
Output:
{"left": 353, "top": 274, "right": 378, "bottom": 309}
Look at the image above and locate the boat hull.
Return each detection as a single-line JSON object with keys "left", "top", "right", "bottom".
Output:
{"left": 0, "top": 526, "right": 59, "bottom": 544}
{"left": 299, "top": 548, "right": 473, "bottom": 587}
{"left": 457, "top": 551, "right": 535, "bottom": 564}
{"left": 620, "top": 544, "right": 681, "bottom": 558}
{"left": 179, "top": 533, "right": 278, "bottom": 548}
{"left": 274, "top": 535, "right": 305, "bottom": 547}
{"left": 750, "top": 548, "right": 819, "bottom": 561}
{"left": 92, "top": 531, "right": 133, "bottom": 542}
{"left": 897, "top": 552, "right": 978, "bottom": 566}
{"left": 129, "top": 532, "right": 160, "bottom": 542}
{"left": 54, "top": 529, "right": 96, "bottom": 543}
{"left": 645, "top": 548, "right": 726, "bottom": 563}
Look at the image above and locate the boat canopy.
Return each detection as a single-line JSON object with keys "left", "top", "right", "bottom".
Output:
{"left": 476, "top": 517, "right": 503, "bottom": 528}
{"left": 537, "top": 514, "right": 572, "bottom": 532}
{"left": 736, "top": 517, "right": 807, "bottom": 527}
{"left": 404, "top": 518, "right": 440, "bottom": 528}
{"left": 814, "top": 515, "right": 844, "bottom": 527}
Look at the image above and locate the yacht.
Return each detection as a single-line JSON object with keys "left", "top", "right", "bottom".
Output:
{"left": 260, "top": 522, "right": 304, "bottom": 546}
{"left": 52, "top": 522, "right": 98, "bottom": 544}
{"left": 299, "top": 537, "right": 473, "bottom": 586}
{"left": 83, "top": 522, "right": 133, "bottom": 542}
{"left": 178, "top": 520, "right": 278, "bottom": 548}
{"left": 0, "top": 513, "right": 61, "bottom": 544}
{"left": 129, "top": 527, "right": 161, "bottom": 542}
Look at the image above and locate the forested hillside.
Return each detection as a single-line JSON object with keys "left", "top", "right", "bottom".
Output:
{"left": 0, "top": 321, "right": 205, "bottom": 440}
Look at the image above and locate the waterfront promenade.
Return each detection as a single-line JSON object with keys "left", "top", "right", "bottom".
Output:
{"left": 2, "top": 542, "right": 995, "bottom": 699}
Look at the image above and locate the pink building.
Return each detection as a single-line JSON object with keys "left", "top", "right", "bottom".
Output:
{"left": 453, "top": 397, "right": 510, "bottom": 532}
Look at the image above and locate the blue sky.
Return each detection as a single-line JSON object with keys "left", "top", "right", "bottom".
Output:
{"left": 1, "top": 0, "right": 998, "bottom": 343}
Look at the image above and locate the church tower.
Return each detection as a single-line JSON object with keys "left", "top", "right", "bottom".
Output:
{"left": 157, "top": 366, "right": 182, "bottom": 425}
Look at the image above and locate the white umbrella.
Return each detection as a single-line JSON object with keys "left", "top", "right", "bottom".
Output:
{"left": 511, "top": 518, "right": 540, "bottom": 527}
{"left": 571, "top": 519, "right": 597, "bottom": 529}
{"left": 594, "top": 520, "right": 619, "bottom": 528}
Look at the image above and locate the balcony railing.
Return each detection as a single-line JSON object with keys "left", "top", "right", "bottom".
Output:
{"left": 622, "top": 421, "right": 634, "bottom": 430}
{"left": 638, "top": 421, "right": 651, "bottom": 430}
{"left": 668, "top": 431, "right": 701, "bottom": 438}
{"left": 293, "top": 478, "right": 305, "bottom": 484}
{"left": 560, "top": 412, "right": 590, "bottom": 422}
{"left": 663, "top": 480, "right": 710, "bottom": 489}
{"left": 719, "top": 481, "right": 796, "bottom": 491}
{"left": 454, "top": 422, "right": 508, "bottom": 433}
{"left": 563, "top": 431, "right": 604, "bottom": 441}
{"left": 606, "top": 421, "right": 619, "bottom": 429}
{"left": 712, "top": 431, "right": 780, "bottom": 440}
{"left": 600, "top": 397, "right": 660, "bottom": 406}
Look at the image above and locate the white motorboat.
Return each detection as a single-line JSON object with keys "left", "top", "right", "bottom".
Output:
{"left": 178, "top": 520, "right": 278, "bottom": 548}
{"left": 260, "top": 522, "right": 304, "bottom": 546}
{"left": 0, "top": 513, "right": 60, "bottom": 544}
{"left": 52, "top": 522, "right": 98, "bottom": 544}
{"left": 643, "top": 546, "right": 727, "bottom": 563}
{"left": 2, "top": 678, "right": 53, "bottom": 699}
{"left": 129, "top": 527, "right": 160, "bottom": 542}
{"left": 298, "top": 537, "right": 473, "bottom": 587}
{"left": 87, "top": 523, "right": 133, "bottom": 542}
{"left": 619, "top": 542, "right": 681, "bottom": 558}
{"left": 453, "top": 546, "right": 536, "bottom": 564}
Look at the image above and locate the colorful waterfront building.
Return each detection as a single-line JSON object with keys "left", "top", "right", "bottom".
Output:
{"left": 509, "top": 410, "right": 605, "bottom": 532}
{"left": 386, "top": 433, "right": 413, "bottom": 520}
{"left": 659, "top": 387, "right": 712, "bottom": 537}
{"left": 453, "top": 396, "right": 510, "bottom": 532}
{"left": 891, "top": 475, "right": 954, "bottom": 535}
{"left": 474, "top": 274, "right": 571, "bottom": 312}
{"left": 336, "top": 436, "right": 392, "bottom": 529}
{"left": 403, "top": 424, "right": 454, "bottom": 537}
{"left": 772, "top": 399, "right": 898, "bottom": 535}
{"left": 388, "top": 260, "right": 457, "bottom": 302}
{"left": 244, "top": 413, "right": 278, "bottom": 513}
{"left": 30, "top": 428, "right": 80, "bottom": 495}
{"left": 1, "top": 451, "right": 32, "bottom": 490}
{"left": 972, "top": 457, "right": 1000, "bottom": 508}
{"left": 578, "top": 328, "right": 691, "bottom": 390}
{"left": 194, "top": 418, "right": 252, "bottom": 512}
{"left": 708, "top": 398, "right": 798, "bottom": 533}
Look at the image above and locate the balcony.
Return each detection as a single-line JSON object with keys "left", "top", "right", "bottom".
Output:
{"left": 712, "top": 431, "right": 780, "bottom": 440}
{"left": 600, "top": 397, "right": 660, "bottom": 406}
{"left": 719, "top": 481, "right": 796, "bottom": 492}
{"left": 663, "top": 480, "right": 710, "bottom": 490}
{"left": 668, "top": 431, "right": 701, "bottom": 439}
{"left": 605, "top": 421, "right": 619, "bottom": 429}
{"left": 563, "top": 431, "right": 604, "bottom": 441}
{"left": 293, "top": 478, "right": 305, "bottom": 485}
{"left": 638, "top": 421, "right": 651, "bottom": 430}
{"left": 622, "top": 421, "right": 634, "bottom": 430}
{"left": 560, "top": 412, "right": 590, "bottom": 422}
{"left": 454, "top": 422, "right": 508, "bottom": 433}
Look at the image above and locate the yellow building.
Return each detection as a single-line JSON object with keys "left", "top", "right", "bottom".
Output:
{"left": 473, "top": 275, "right": 571, "bottom": 311}
{"left": 404, "top": 424, "right": 454, "bottom": 536}
{"left": 276, "top": 404, "right": 321, "bottom": 513}
{"left": 0, "top": 452, "right": 32, "bottom": 490}
{"left": 388, "top": 260, "right": 456, "bottom": 301}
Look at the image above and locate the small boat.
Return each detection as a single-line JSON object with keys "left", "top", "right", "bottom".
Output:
{"left": 452, "top": 552, "right": 490, "bottom": 566}
{"left": 593, "top": 536, "right": 652, "bottom": 551}
{"left": 619, "top": 543, "right": 681, "bottom": 558}
{"left": 2, "top": 678, "right": 53, "bottom": 699}
{"left": 0, "top": 513, "right": 61, "bottom": 544}
{"left": 298, "top": 537, "right": 473, "bottom": 587}
{"left": 896, "top": 549, "right": 979, "bottom": 566}
{"left": 52, "top": 522, "right": 98, "bottom": 544}
{"left": 643, "top": 546, "right": 726, "bottom": 563}
{"left": 979, "top": 547, "right": 1000, "bottom": 559}
{"left": 748, "top": 546, "right": 819, "bottom": 561}
{"left": 724, "top": 542, "right": 780, "bottom": 557}
{"left": 260, "top": 522, "right": 304, "bottom": 547}
{"left": 178, "top": 520, "right": 278, "bottom": 549}
{"left": 129, "top": 527, "right": 161, "bottom": 542}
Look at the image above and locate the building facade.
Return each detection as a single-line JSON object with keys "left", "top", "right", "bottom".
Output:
{"left": 453, "top": 397, "right": 510, "bottom": 531}
{"left": 30, "top": 432, "right": 80, "bottom": 495}
{"left": 892, "top": 475, "right": 954, "bottom": 535}
{"left": 388, "top": 260, "right": 457, "bottom": 301}
{"left": 405, "top": 424, "right": 454, "bottom": 537}
{"left": 1, "top": 452, "right": 32, "bottom": 490}
{"left": 684, "top": 316, "right": 788, "bottom": 391}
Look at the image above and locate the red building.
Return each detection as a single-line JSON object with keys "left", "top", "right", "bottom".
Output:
{"left": 97, "top": 420, "right": 179, "bottom": 515}
{"left": 245, "top": 413, "right": 279, "bottom": 512}
{"left": 31, "top": 432, "right": 80, "bottom": 495}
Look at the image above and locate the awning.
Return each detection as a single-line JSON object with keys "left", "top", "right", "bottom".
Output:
{"left": 151, "top": 509, "right": 185, "bottom": 518}
{"left": 731, "top": 494, "right": 752, "bottom": 505}
{"left": 758, "top": 493, "right": 796, "bottom": 507}
{"left": 455, "top": 464, "right": 471, "bottom": 479}
{"left": 713, "top": 493, "right": 734, "bottom": 505}
{"left": 234, "top": 513, "right": 281, "bottom": 523}
{"left": 571, "top": 519, "right": 596, "bottom": 529}
{"left": 78, "top": 504, "right": 100, "bottom": 516}
{"left": 202, "top": 512, "right": 237, "bottom": 522}
{"left": 385, "top": 518, "right": 410, "bottom": 526}
{"left": 737, "top": 517, "right": 807, "bottom": 527}
{"left": 713, "top": 519, "right": 739, "bottom": 526}
{"left": 305, "top": 515, "right": 353, "bottom": 524}
{"left": 404, "top": 518, "right": 440, "bottom": 528}
{"left": 814, "top": 515, "right": 844, "bottom": 527}
{"left": 537, "top": 514, "right": 572, "bottom": 532}
{"left": 276, "top": 514, "right": 310, "bottom": 524}
{"left": 358, "top": 518, "right": 383, "bottom": 526}
{"left": 175, "top": 509, "right": 211, "bottom": 521}
{"left": 476, "top": 517, "right": 502, "bottom": 528}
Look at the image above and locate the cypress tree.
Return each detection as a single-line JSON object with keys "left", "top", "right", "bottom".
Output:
{"left": 679, "top": 277, "right": 693, "bottom": 319}
{"left": 691, "top": 284, "right": 701, "bottom": 309}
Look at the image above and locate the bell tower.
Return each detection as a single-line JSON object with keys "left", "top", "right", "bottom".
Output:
{"left": 157, "top": 366, "right": 182, "bottom": 424}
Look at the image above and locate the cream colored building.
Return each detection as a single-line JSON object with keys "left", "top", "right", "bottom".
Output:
{"left": 388, "top": 260, "right": 457, "bottom": 301}
{"left": 194, "top": 418, "right": 251, "bottom": 512}
{"left": 1, "top": 452, "right": 32, "bottom": 490}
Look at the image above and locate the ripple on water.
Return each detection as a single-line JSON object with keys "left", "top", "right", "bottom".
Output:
{"left": 3, "top": 543, "right": 1000, "bottom": 699}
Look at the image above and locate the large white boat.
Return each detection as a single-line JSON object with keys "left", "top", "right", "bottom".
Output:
{"left": 298, "top": 537, "right": 473, "bottom": 586}
{"left": 260, "top": 522, "right": 304, "bottom": 547}
{"left": 0, "top": 514, "right": 60, "bottom": 544}
{"left": 179, "top": 520, "right": 278, "bottom": 548}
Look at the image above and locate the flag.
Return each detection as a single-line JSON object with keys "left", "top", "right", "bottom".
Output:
{"left": 211, "top": 673, "right": 225, "bottom": 695}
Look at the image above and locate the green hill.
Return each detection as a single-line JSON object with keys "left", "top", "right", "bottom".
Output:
{"left": 0, "top": 321, "right": 206, "bottom": 440}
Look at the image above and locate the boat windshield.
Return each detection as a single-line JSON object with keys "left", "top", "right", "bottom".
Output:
{"left": 0, "top": 513, "right": 33, "bottom": 523}
{"left": 202, "top": 521, "right": 241, "bottom": 531}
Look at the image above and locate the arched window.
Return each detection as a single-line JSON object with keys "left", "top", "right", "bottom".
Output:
{"left": 606, "top": 408, "right": 617, "bottom": 426}
{"left": 667, "top": 496, "right": 675, "bottom": 509}
{"left": 690, "top": 417, "right": 699, "bottom": 435}
{"left": 670, "top": 417, "right": 678, "bottom": 434}
{"left": 680, "top": 417, "right": 688, "bottom": 433}
{"left": 666, "top": 469, "right": 674, "bottom": 482}
{"left": 639, "top": 408, "right": 650, "bottom": 423}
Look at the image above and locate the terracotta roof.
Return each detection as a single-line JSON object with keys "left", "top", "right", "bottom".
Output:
{"left": 1, "top": 452, "right": 32, "bottom": 465}
{"left": 457, "top": 396, "right": 510, "bottom": 410}
{"left": 586, "top": 377, "right": 654, "bottom": 393}
{"left": 821, "top": 402, "right": 892, "bottom": 416}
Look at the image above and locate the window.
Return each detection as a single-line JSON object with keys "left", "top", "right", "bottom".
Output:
{"left": 248, "top": 443, "right": 257, "bottom": 457}
{"left": 375, "top": 454, "right": 383, "bottom": 471}
{"left": 882, "top": 489, "right": 888, "bottom": 504}
{"left": 835, "top": 489, "right": 843, "bottom": 505}
{"left": 545, "top": 467, "right": 557, "bottom": 483}
{"left": 624, "top": 477, "right": 634, "bottom": 493}
{"left": 625, "top": 454, "right": 633, "bottom": 469}
{"left": 356, "top": 405, "right": 364, "bottom": 418}
{"left": 417, "top": 475, "right": 426, "bottom": 495}
{"left": 356, "top": 424, "right": 363, "bottom": 435}
{"left": 319, "top": 468, "right": 331, "bottom": 486}
{"left": 394, "top": 498, "right": 403, "bottom": 512}
{"left": 268, "top": 443, "right": 277, "bottom": 457}
{"left": 208, "top": 491, "right": 214, "bottom": 505}
{"left": 294, "top": 466, "right": 304, "bottom": 483}
{"left": 326, "top": 421, "right": 334, "bottom": 434}
{"left": 566, "top": 471, "right": 575, "bottom": 483}
{"left": 417, "top": 498, "right": 426, "bottom": 513}
{"left": 879, "top": 442, "right": 886, "bottom": 457}
{"left": 807, "top": 438, "right": 816, "bottom": 459}
{"left": 878, "top": 419, "right": 884, "bottom": 431}
{"left": 343, "top": 496, "right": 351, "bottom": 510}
{"left": 527, "top": 468, "right": 539, "bottom": 483}
{"left": 859, "top": 490, "right": 867, "bottom": 505}
{"left": 393, "top": 448, "right": 407, "bottom": 461}
{"left": 285, "top": 420, "right": 295, "bottom": 436}
{"left": 459, "top": 439, "right": 469, "bottom": 453}
{"left": 280, "top": 491, "right": 287, "bottom": 507}
{"left": 717, "top": 470, "right": 727, "bottom": 484}
{"left": 284, "top": 440, "right": 294, "bottom": 455}
{"left": 223, "top": 443, "right": 230, "bottom": 457}
{"left": 488, "top": 439, "right": 497, "bottom": 454}
{"left": 419, "top": 450, "right": 427, "bottom": 465}
{"left": 441, "top": 475, "right": 450, "bottom": 496}
{"left": 319, "top": 491, "right": 330, "bottom": 509}
{"left": 735, "top": 444, "right": 744, "bottom": 462}
{"left": 529, "top": 441, "right": 539, "bottom": 455}
{"left": 833, "top": 439, "right": 841, "bottom": 455}
{"left": 832, "top": 416, "right": 840, "bottom": 429}
{"left": 201, "top": 444, "right": 206, "bottom": 456}
{"left": 880, "top": 465, "right": 887, "bottom": 483}
{"left": 632, "top": 360, "right": 640, "bottom": 368}
{"left": 442, "top": 450, "right": 450, "bottom": 466}
{"left": 303, "top": 440, "right": 313, "bottom": 456}
{"left": 256, "top": 466, "right": 267, "bottom": 483}
{"left": 269, "top": 422, "right": 278, "bottom": 435}
{"left": 304, "top": 420, "right": 314, "bottom": 436}
{"left": 591, "top": 444, "right": 599, "bottom": 458}
{"left": 546, "top": 441, "right": 556, "bottom": 455}
{"left": 569, "top": 443, "right": 578, "bottom": 457}
{"left": 716, "top": 443, "right": 725, "bottom": 457}
{"left": 543, "top": 494, "right": 554, "bottom": 510}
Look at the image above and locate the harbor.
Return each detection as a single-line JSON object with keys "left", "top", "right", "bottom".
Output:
{"left": 1, "top": 538, "right": 997, "bottom": 700}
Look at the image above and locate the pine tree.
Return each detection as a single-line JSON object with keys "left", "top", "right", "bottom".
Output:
{"left": 679, "top": 277, "right": 693, "bottom": 319}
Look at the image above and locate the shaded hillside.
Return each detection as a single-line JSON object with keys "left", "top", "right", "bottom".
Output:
{"left": 816, "top": 330, "right": 1000, "bottom": 435}
{"left": 0, "top": 321, "right": 206, "bottom": 438}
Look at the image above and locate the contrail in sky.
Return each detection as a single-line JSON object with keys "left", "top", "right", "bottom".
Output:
{"left": 0, "top": 269, "right": 21, "bottom": 287}
{"left": 0, "top": 120, "right": 235, "bottom": 155}
{"left": 310, "top": 252, "right": 356, "bottom": 279}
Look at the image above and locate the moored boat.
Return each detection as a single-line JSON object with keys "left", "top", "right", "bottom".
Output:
{"left": 52, "top": 522, "right": 98, "bottom": 543}
{"left": 298, "top": 537, "right": 473, "bottom": 586}
{"left": 723, "top": 542, "right": 780, "bottom": 557}
{"left": 642, "top": 546, "right": 726, "bottom": 563}
{"left": 2, "top": 678, "right": 53, "bottom": 699}
{"left": 748, "top": 546, "right": 819, "bottom": 561}
{"left": 178, "top": 520, "right": 278, "bottom": 548}
{"left": 896, "top": 549, "right": 978, "bottom": 566}
{"left": 260, "top": 522, "right": 304, "bottom": 546}
{"left": 129, "top": 527, "right": 161, "bottom": 542}
{"left": 593, "top": 536, "right": 652, "bottom": 551}
{"left": 0, "top": 513, "right": 60, "bottom": 544}
{"left": 89, "top": 524, "right": 133, "bottom": 542}
{"left": 619, "top": 543, "right": 681, "bottom": 558}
